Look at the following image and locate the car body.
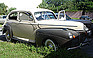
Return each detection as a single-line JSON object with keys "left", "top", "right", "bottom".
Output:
{"left": 2, "top": 8, "right": 88, "bottom": 50}
{"left": 66, "top": 15, "right": 92, "bottom": 30}
{"left": 0, "top": 15, "right": 7, "bottom": 24}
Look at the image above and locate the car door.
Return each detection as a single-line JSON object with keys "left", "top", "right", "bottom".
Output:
{"left": 58, "top": 10, "right": 66, "bottom": 20}
{"left": 7, "top": 12, "right": 20, "bottom": 37}
{"left": 18, "top": 11, "right": 35, "bottom": 42}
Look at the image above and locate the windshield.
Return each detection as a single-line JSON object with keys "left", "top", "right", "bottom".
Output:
{"left": 34, "top": 11, "right": 56, "bottom": 21}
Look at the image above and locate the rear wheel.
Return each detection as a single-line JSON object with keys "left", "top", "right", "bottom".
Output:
{"left": 45, "top": 39, "right": 58, "bottom": 51}
{"left": 5, "top": 29, "right": 12, "bottom": 42}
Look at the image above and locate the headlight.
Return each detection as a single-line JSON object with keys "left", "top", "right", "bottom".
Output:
{"left": 68, "top": 32, "right": 73, "bottom": 39}
{"left": 68, "top": 32, "right": 75, "bottom": 39}
{"left": 84, "top": 25, "right": 88, "bottom": 31}
{"left": 87, "top": 30, "right": 91, "bottom": 36}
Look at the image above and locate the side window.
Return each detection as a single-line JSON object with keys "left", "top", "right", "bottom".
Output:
{"left": 19, "top": 12, "right": 33, "bottom": 21}
{"left": 9, "top": 12, "right": 18, "bottom": 20}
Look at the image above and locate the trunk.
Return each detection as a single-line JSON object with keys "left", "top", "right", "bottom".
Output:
{"left": 82, "top": 10, "right": 85, "bottom": 15}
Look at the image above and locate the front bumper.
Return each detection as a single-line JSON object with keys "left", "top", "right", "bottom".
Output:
{"left": 62, "top": 32, "right": 87, "bottom": 48}
{"left": 67, "top": 38, "right": 91, "bottom": 50}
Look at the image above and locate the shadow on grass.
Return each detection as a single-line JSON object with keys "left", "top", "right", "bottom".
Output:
{"left": 44, "top": 48, "right": 90, "bottom": 58}
{"left": 0, "top": 35, "right": 6, "bottom": 41}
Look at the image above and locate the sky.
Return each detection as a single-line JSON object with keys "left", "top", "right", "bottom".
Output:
{"left": 0, "top": 0, "right": 42, "bottom": 10}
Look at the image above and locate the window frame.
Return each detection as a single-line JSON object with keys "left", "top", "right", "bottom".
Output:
{"left": 8, "top": 11, "right": 18, "bottom": 21}
{"left": 19, "top": 11, "right": 34, "bottom": 21}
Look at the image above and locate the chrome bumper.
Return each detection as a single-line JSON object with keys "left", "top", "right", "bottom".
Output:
{"left": 67, "top": 38, "right": 91, "bottom": 50}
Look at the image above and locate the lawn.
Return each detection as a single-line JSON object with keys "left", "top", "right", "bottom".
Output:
{"left": 71, "top": 18, "right": 79, "bottom": 20}
{"left": 0, "top": 41, "right": 90, "bottom": 58}
{"left": 0, "top": 24, "right": 2, "bottom": 27}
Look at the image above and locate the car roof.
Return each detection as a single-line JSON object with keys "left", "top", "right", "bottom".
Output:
{"left": 11, "top": 8, "right": 53, "bottom": 14}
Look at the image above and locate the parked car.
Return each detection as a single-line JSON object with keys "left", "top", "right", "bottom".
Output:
{"left": 2, "top": 9, "right": 89, "bottom": 51}
{"left": 0, "top": 15, "right": 7, "bottom": 24}
{"left": 80, "top": 15, "right": 90, "bottom": 20}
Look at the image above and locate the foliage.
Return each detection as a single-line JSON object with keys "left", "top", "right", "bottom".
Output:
{"left": 0, "top": 3, "right": 16, "bottom": 15}
{"left": 0, "top": 41, "right": 90, "bottom": 58}
{"left": 0, "top": 24, "right": 2, "bottom": 27}
{"left": 38, "top": 0, "right": 93, "bottom": 13}
{"left": 76, "top": 1, "right": 93, "bottom": 15}
{"left": 0, "top": 3, "right": 8, "bottom": 15}
{"left": 7, "top": 7, "right": 16, "bottom": 14}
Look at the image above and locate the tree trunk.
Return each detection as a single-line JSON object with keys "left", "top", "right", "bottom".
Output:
{"left": 82, "top": 10, "right": 85, "bottom": 15}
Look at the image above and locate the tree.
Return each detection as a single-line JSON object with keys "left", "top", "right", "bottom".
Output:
{"left": 7, "top": 7, "right": 16, "bottom": 14}
{"left": 77, "top": 1, "right": 93, "bottom": 15}
{"left": 38, "top": 0, "right": 93, "bottom": 13}
{"left": 38, "top": 0, "right": 76, "bottom": 12}
{"left": 0, "top": 3, "right": 8, "bottom": 15}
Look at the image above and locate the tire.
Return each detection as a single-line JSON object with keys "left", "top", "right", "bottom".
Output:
{"left": 5, "top": 29, "right": 13, "bottom": 42}
{"left": 45, "top": 39, "right": 58, "bottom": 51}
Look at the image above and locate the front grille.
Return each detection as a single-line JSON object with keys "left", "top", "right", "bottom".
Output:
{"left": 79, "top": 32, "right": 86, "bottom": 43}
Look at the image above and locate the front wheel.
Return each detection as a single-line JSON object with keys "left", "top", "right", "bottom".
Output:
{"left": 45, "top": 39, "right": 58, "bottom": 51}
{"left": 5, "top": 29, "right": 12, "bottom": 42}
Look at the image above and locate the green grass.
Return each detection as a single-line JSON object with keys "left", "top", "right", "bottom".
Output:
{"left": 0, "top": 42, "right": 90, "bottom": 58}
{"left": 0, "top": 24, "right": 2, "bottom": 27}
{"left": 92, "top": 20, "right": 93, "bottom": 23}
{"left": 71, "top": 18, "right": 79, "bottom": 20}
{"left": 0, "top": 42, "right": 43, "bottom": 58}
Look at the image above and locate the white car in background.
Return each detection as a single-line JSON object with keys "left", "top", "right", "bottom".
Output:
{"left": 0, "top": 15, "right": 7, "bottom": 24}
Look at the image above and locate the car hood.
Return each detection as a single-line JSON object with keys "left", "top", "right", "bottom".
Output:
{"left": 67, "top": 19, "right": 91, "bottom": 24}
{"left": 36, "top": 20, "right": 84, "bottom": 31}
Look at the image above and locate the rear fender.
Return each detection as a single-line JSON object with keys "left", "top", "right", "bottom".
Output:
{"left": 2, "top": 25, "right": 12, "bottom": 34}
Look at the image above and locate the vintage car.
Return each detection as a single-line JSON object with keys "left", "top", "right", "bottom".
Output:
{"left": 2, "top": 8, "right": 89, "bottom": 51}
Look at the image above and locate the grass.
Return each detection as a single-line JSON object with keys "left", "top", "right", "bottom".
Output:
{"left": 0, "top": 42, "right": 43, "bottom": 58}
{"left": 0, "top": 41, "right": 90, "bottom": 58}
{"left": 92, "top": 20, "right": 93, "bottom": 23}
{"left": 71, "top": 18, "right": 79, "bottom": 20}
{"left": 0, "top": 24, "right": 2, "bottom": 27}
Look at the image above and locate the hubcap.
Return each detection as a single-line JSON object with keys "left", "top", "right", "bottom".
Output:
{"left": 6, "top": 31, "right": 11, "bottom": 41}
{"left": 45, "top": 39, "right": 56, "bottom": 51}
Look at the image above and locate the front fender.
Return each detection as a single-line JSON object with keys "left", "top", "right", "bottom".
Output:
{"left": 35, "top": 28, "right": 71, "bottom": 46}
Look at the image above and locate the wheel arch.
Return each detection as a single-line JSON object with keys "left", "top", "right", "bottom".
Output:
{"left": 2, "top": 25, "right": 13, "bottom": 36}
{"left": 35, "top": 31, "right": 61, "bottom": 47}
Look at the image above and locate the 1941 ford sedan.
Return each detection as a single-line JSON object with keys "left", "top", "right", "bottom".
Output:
{"left": 2, "top": 8, "right": 89, "bottom": 51}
